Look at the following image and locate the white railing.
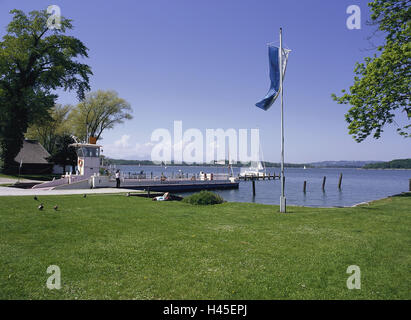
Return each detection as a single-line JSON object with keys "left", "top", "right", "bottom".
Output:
{"left": 118, "top": 172, "right": 231, "bottom": 182}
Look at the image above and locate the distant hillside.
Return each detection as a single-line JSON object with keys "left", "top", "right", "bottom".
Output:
{"left": 309, "top": 160, "right": 383, "bottom": 168}
{"left": 106, "top": 158, "right": 410, "bottom": 169}
{"left": 104, "top": 158, "right": 309, "bottom": 168}
{"left": 363, "top": 159, "right": 411, "bottom": 169}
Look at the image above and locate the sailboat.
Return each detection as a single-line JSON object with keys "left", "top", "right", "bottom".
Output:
{"left": 239, "top": 160, "right": 266, "bottom": 178}
{"left": 239, "top": 142, "right": 267, "bottom": 178}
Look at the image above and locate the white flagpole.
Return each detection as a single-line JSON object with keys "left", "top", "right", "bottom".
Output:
{"left": 279, "top": 27, "right": 286, "bottom": 213}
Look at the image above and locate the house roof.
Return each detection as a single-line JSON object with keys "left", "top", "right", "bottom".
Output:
{"left": 14, "top": 140, "right": 51, "bottom": 164}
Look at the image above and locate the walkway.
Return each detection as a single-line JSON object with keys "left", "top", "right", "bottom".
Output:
{"left": 0, "top": 186, "right": 140, "bottom": 197}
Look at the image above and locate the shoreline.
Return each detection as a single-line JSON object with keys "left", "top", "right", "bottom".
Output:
{"left": 115, "top": 164, "right": 411, "bottom": 170}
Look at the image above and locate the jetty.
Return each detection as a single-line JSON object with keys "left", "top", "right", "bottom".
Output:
{"left": 238, "top": 173, "right": 280, "bottom": 181}
{"left": 28, "top": 140, "right": 239, "bottom": 192}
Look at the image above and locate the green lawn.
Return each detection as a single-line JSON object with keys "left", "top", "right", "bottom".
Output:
{"left": 0, "top": 193, "right": 410, "bottom": 299}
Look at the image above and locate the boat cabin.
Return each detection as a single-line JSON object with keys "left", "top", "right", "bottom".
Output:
{"left": 70, "top": 143, "right": 102, "bottom": 177}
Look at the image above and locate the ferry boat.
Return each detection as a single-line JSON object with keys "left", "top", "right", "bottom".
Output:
{"left": 31, "top": 139, "right": 239, "bottom": 192}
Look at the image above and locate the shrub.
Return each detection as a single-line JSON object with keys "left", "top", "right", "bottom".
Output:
{"left": 182, "top": 191, "right": 224, "bottom": 205}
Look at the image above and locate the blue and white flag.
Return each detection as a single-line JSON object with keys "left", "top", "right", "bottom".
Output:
{"left": 256, "top": 46, "right": 290, "bottom": 111}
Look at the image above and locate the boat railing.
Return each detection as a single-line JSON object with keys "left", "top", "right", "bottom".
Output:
{"left": 116, "top": 172, "right": 231, "bottom": 182}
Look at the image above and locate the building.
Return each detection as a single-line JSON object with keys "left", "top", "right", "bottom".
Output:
{"left": 14, "top": 140, "right": 53, "bottom": 174}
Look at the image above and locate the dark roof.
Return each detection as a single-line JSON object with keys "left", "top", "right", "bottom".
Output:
{"left": 14, "top": 140, "right": 51, "bottom": 164}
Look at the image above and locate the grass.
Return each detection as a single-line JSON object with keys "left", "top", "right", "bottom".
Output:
{"left": 0, "top": 193, "right": 410, "bottom": 299}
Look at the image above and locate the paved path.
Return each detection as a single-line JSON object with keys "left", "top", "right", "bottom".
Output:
{"left": 0, "top": 186, "right": 142, "bottom": 197}
{"left": 0, "top": 177, "right": 44, "bottom": 185}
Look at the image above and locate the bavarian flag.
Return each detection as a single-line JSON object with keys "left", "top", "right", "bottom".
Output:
{"left": 256, "top": 45, "right": 290, "bottom": 111}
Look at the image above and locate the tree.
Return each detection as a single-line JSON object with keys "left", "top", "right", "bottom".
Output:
{"left": 69, "top": 90, "right": 133, "bottom": 142}
{"left": 48, "top": 135, "right": 77, "bottom": 174}
{"left": 25, "top": 104, "right": 73, "bottom": 154}
{"left": 0, "top": 9, "right": 92, "bottom": 173}
{"left": 332, "top": 0, "right": 410, "bottom": 142}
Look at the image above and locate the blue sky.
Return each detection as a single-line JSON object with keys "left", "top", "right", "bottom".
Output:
{"left": 1, "top": 0, "right": 409, "bottom": 162}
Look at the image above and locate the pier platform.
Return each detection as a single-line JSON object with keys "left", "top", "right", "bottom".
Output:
{"left": 238, "top": 174, "right": 280, "bottom": 181}
{"left": 30, "top": 175, "right": 239, "bottom": 193}
{"left": 118, "top": 180, "right": 239, "bottom": 192}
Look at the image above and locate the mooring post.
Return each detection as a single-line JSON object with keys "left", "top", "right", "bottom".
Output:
{"left": 322, "top": 176, "right": 326, "bottom": 191}
{"left": 338, "top": 173, "right": 343, "bottom": 189}
{"left": 252, "top": 178, "right": 256, "bottom": 196}
{"left": 409, "top": 178, "right": 411, "bottom": 192}
{"left": 303, "top": 180, "right": 307, "bottom": 193}
{"left": 147, "top": 187, "right": 150, "bottom": 198}
{"left": 151, "top": 172, "right": 153, "bottom": 179}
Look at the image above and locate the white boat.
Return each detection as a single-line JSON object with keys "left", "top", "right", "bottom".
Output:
{"left": 240, "top": 161, "right": 266, "bottom": 178}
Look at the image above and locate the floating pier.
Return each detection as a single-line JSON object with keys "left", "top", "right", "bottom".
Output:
{"left": 118, "top": 179, "right": 239, "bottom": 193}
{"left": 238, "top": 173, "right": 280, "bottom": 181}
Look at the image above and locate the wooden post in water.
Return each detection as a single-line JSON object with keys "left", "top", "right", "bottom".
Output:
{"left": 303, "top": 180, "right": 307, "bottom": 193}
{"left": 338, "top": 173, "right": 343, "bottom": 189}
{"left": 252, "top": 178, "right": 256, "bottom": 196}
{"left": 151, "top": 172, "right": 153, "bottom": 179}
{"left": 147, "top": 187, "right": 150, "bottom": 198}
{"left": 409, "top": 178, "right": 411, "bottom": 192}
{"left": 322, "top": 176, "right": 326, "bottom": 191}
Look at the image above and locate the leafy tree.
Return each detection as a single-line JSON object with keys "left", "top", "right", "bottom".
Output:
{"left": 25, "top": 104, "right": 73, "bottom": 154}
{"left": 69, "top": 90, "right": 133, "bottom": 142}
{"left": 332, "top": 0, "right": 410, "bottom": 142}
{"left": 48, "top": 134, "right": 77, "bottom": 174}
{"left": 0, "top": 9, "right": 92, "bottom": 173}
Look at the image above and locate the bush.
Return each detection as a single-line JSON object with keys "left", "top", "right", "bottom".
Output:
{"left": 182, "top": 191, "right": 224, "bottom": 205}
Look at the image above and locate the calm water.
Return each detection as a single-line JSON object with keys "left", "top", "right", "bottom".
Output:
{"left": 117, "top": 165, "right": 411, "bottom": 207}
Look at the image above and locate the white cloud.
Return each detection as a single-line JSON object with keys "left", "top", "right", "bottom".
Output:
{"left": 114, "top": 134, "right": 131, "bottom": 148}
{"left": 103, "top": 135, "right": 154, "bottom": 160}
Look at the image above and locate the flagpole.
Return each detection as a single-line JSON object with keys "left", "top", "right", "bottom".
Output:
{"left": 279, "top": 27, "right": 286, "bottom": 213}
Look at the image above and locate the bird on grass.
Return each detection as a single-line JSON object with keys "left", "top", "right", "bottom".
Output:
{"left": 53, "top": 205, "right": 58, "bottom": 211}
{"left": 38, "top": 203, "right": 44, "bottom": 210}
{"left": 34, "top": 196, "right": 38, "bottom": 201}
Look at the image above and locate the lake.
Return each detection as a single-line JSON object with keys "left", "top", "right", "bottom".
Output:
{"left": 117, "top": 165, "right": 411, "bottom": 207}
